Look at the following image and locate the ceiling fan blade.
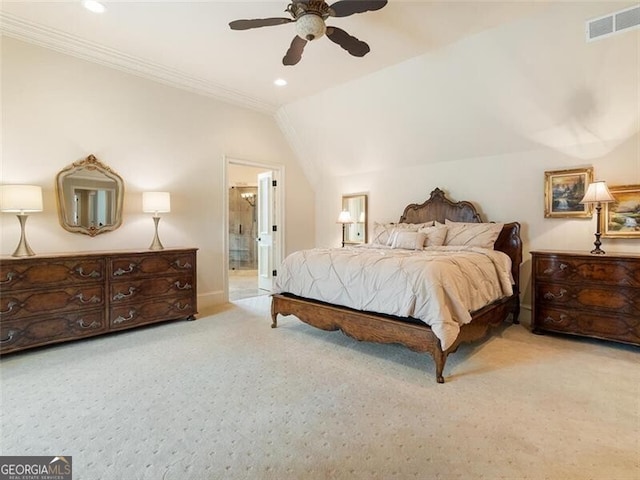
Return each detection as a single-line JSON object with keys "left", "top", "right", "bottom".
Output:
{"left": 229, "top": 17, "right": 293, "bottom": 30}
{"left": 326, "top": 26, "right": 370, "bottom": 57}
{"left": 328, "top": 0, "right": 388, "bottom": 18}
{"left": 283, "top": 36, "right": 308, "bottom": 65}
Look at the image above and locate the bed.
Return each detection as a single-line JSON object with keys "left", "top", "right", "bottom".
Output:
{"left": 271, "top": 188, "right": 522, "bottom": 383}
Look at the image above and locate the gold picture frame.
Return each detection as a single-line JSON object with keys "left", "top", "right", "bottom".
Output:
{"left": 544, "top": 167, "right": 593, "bottom": 218}
{"left": 603, "top": 184, "right": 640, "bottom": 238}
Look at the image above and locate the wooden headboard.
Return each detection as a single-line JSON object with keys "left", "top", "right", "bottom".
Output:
{"left": 398, "top": 188, "right": 522, "bottom": 292}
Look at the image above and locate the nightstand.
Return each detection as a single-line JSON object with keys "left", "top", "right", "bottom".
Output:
{"left": 531, "top": 250, "right": 640, "bottom": 346}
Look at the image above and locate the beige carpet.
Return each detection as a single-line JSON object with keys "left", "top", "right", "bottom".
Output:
{"left": 1, "top": 296, "right": 638, "bottom": 480}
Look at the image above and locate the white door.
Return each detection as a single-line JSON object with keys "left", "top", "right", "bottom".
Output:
{"left": 257, "top": 171, "right": 274, "bottom": 291}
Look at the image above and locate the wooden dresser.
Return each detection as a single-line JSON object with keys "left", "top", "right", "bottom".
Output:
{"left": 531, "top": 250, "right": 640, "bottom": 346}
{"left": 0, "top": 248, "right": 197, "bottom": 354}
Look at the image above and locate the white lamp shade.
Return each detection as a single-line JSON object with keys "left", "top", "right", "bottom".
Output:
{"left": 580, "top": 181, "right": 615, "bottom": 204}
{"left": 0, "top": 185, "right": 43, "bottom": 213}
{"left": 142, "top": 191, "right": 171, "bottom": 213}
{"left": 337, "top": 210, "right": 353, "bottom": 223}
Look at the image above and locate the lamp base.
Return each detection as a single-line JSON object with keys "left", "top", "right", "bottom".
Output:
{"left": 12, "top": 214, "right": 36, "bottom": 257}
{"left": 148, "top": 216, "right": 164, "bottom": 250}
{"left": 590, "top": 232, "right": 605, "bottom": 255}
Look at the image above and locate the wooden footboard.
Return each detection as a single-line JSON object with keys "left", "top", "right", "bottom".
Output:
{"left": 271, "top": 293, "right": 518, "bottom": 383}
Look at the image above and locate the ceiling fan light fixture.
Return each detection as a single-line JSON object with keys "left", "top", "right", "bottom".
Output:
{"left": 295, "top": 14, "right": 326, "bottom": 41}
{"left": 82, "top": 0, "right": 106, "bottom": 14}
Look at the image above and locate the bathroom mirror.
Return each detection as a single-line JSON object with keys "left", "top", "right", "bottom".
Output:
{"left": 55, "top": 155, "right": 124, "bottom": 236}
{"left": 342, "top": 193, "right": 368, "bottom": 244}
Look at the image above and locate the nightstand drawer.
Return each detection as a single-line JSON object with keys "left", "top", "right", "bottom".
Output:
{"left": 535, "top": 282, "right": 640, "bottom": 316}
{"left": 536, "top": 306, "right": 640, "bottom": 345}
{"left": 534, "top": 256, "right": 640, "bottom": 287}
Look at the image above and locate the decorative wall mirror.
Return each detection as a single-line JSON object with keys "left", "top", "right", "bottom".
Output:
{"left": 342, "top": 193, "right": 368, "bottom": 245}
{"left": 55, "top": 154, "right": 124, "bottom": 236}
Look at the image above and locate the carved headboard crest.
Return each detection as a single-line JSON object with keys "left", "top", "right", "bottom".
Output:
{"left": 398, "top": 188, "right": 482, "bottom": 224}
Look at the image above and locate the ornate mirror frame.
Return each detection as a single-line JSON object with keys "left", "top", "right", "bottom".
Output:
{"left": 342, "top": 193, "right": 368, "bottom": 244}
{"left": 55, "top": 154, "right": 125, "bottom": 237}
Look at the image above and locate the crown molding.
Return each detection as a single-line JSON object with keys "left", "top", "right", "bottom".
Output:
{"left": 0, "top": 12, "right": 277, "bottom": 114}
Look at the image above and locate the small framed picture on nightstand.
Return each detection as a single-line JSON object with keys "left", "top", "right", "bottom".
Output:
{"left": 603, "top": 184, "right": 640, "bottom": 238}
{"left": 544, "top": 167, "right": 594, "bottom": 218}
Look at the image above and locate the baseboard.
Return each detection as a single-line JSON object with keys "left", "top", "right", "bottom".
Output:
{"left": 197, "top": 291, "right": 226, "bottom": 315}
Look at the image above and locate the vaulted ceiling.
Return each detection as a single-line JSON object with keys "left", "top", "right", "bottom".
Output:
{"left": 2, "top": 0, "right": 550, "bottom": 113}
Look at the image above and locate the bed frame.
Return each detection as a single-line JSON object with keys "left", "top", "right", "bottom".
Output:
{"left": 271, "top": 188, "right": 522, "bottom": 383}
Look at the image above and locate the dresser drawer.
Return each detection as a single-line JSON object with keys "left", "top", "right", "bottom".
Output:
{"left": 535, "top": 306, "right": 640, "bottom": 345}
{"left": 535, "top": 256, "right": 640, "bottom": 287}
{"left": 0, "top": 258, "right": 104, "bottom": 292}
{"left": 0, "top": 286, "right": 105, "bottom": 320}
{"left": 535, "top": 282, "right": 640, "bottom": 316}
{"left": 110, "top": 274, "right": 194, "bottom": 305}
{"left": 110, "top": 252, "right": 195, "bottom": 280}
{"left": 0, "top": 309, "right": 107, "bottom": 354}
{"left": 110, "top": 295, "right": 195, "bottom": 330}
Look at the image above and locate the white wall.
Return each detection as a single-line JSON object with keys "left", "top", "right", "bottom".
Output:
{"left": 0, "top": 37, "right": 315, "bottom": 311}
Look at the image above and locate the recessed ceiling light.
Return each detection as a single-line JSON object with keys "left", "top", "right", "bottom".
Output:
{"left": 82, "top": 0, "right": 106, "bottom": 13}
{"left": 274, "top": 78, "right": 287, "bottom": 87}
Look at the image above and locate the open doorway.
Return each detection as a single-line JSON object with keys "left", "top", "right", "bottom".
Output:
{"left": 225, "top": 159, "right": 284, "bottom": 302}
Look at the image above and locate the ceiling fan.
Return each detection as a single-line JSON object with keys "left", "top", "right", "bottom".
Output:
{"left": 229, "top": 0, "right": 388, "bottom": 66}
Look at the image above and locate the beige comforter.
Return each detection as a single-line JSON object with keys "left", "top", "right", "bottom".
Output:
{"left": 274, "top": 245, "right": 514, "bottom": 350}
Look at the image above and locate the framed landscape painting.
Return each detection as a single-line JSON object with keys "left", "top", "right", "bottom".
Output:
{"left": 544, "top": 167, "right": 594, "bottom": 218}
{"left": 603, "top": 184, "right": 640, "bottom": 238}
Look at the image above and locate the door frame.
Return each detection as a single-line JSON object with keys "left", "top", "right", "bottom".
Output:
{"left": 223, "top": 156, "right": 285, "bottom": 302}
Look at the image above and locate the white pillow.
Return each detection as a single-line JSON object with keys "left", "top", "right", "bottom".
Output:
{"left": 391, "top": 231, "right": 427, "bottom": 250}
{"left": 371, "top": 222, "right": 397, "bottom": 246}
{"left": 418, "top": 224, "right": 448, "bottom": 247}
{"left": 372, "top": 222, "right": 424, "bottom": 246}
{"left": 444, "top": 220, "right": 504, "bottom": 249}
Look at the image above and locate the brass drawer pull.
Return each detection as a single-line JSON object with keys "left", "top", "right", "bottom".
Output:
{"left": 175, "top": 302, "right": 191, "bottom": 311}
{"left": 174, "top": 281, "right": 192, "bottom": 290}
{"left": 0, "top": 272, "right": 15, "bottom": 285}
{"left": 114, "top": 264, "right": 136, "bottom": 276}
{"left": 76, "top": 267, "right": 100, "bottom": 278}
{"left": 544, "top": 314, "right": 568, "bottom": 324}
{"left": 544, "top": 289, "right": 567, "bottom": 300}
{"left": 74, "top": 293, "right": 101, "bottom": 304}
{"left": 114, "top": 309, "right": 136, "bottom": 324}
{"left": 0, "top": 301, "right": 18, "bottom": 315}
{"left": 173, "top": 260, "right": 192, "bottom": 270}
{"left": 543, "top": 263, "right": 568, "bottom": 275}
{"left": 78, "top": 319, "right": 100, "bottom": 329}
{"left": 113, "top": 287, "right": 136, "bottom": 301}
{"left": 0, "top": 330, "right": 16, "bottom": 344}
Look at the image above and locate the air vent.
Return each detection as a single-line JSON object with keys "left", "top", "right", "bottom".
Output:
{"left": 587, "top": 5, "right": 640, "bottom": 41}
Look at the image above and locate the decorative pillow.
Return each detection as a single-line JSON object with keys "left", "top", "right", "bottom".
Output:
{"left": 418, "top": 224, "right": 448, "bottom": 247}
{"left": 371, "top": 223, "right": 396, "bottom": 246}
{"left": 372, "top": 222, "right": 424, "bottom": 246}
{"left": 444, "top": 220, "right": 504, "bottom": 249}
{"left": 391, "top": 231, "right": 427, "bottom": 250}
